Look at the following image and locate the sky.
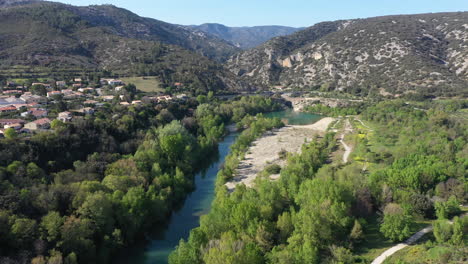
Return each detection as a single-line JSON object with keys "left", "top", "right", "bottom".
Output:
{"left": 55, "top": 0, "right": 468, "bottom": 27}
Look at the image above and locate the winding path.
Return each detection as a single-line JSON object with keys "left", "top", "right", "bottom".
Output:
{"left": 371, "top": 226, "right": 433, "bottom": 264}
{"left": 372, "top": 212, "right": 467, "bottom": 264}
{"left": 339, "top": 119, "right": 353, "bottom": 163}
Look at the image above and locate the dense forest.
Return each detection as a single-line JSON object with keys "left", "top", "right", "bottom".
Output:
{"left": 0, "top": 96, "right": 284, "bottom": 263}
{"left": 169, "top": 99, "right": 467, "bottom": 264}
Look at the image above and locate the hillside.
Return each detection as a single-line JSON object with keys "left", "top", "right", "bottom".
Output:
{"left": 227, "top": 12, "right": 468, "bottom": 96}
{"left": 189, "top": 23, "right": 302, "bottom": 49}
{"left": 0, "top": 1, "right": 248, "bottom": 91}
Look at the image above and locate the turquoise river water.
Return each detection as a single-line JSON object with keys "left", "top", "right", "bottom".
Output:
{"left": 121, "top": 110, "right": 321, "bottom": 264}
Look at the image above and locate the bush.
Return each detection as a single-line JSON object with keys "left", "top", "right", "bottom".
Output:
{"left": 264, "top": 164, "right": 281, "bottom": 175}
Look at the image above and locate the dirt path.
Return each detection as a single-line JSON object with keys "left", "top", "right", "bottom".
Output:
{"left": 338, "top": 119, "right": 353, "bottom": 163}
{"left": 371, "top": 226, "right": 433, "bottom": 264}
{"left": 225, "top": 117, "right": 335, "bottom": 191}
{"left": 371, "top": 213, "right": 466, "bottom": 264}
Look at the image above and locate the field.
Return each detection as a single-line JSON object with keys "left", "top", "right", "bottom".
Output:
{"left": 121, "top": 76, "right": 164, "bottom": 93}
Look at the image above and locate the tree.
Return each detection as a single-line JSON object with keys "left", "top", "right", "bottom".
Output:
{"left": 350, "top": 220, "right": 363, "bottom": 242}
{"left": 51, "top": 119, "right": 66, "bottom": 130}
{"left": 450, "top": 216, "right": 464, "bottom": 245}
{"left": 40, "top": 211, "right": 64, "bottom": 243}
{"left": 11, "top": 218, "right": 37, "bottom": 247}
{"left": 77, "top": 192, "right": 114, "bottom": 234}
{"left": 435, "top": 196, "right": 461, "bottom": 219}
{"left": 31, "top": 84, "right": 47, "bottom": 96}
{"left": 4, "top": 128, "right": 17, "bottom": 140}
{"left": 433, "top": 220, "right": 453, "bottom": 244}
{"left": 380, "top": 203, "right": 413, "bottom": 242}
{"left": 202, "top": 232, "right": 263, "bottom": 264}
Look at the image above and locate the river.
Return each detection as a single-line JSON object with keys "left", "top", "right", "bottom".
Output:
{"left": 122, "top": 109, "right": 321, "bottom": 264}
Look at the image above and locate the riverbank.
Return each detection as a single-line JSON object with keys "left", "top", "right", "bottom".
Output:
{"left": 225, "top": 117, "right": 335, "bottom": 191}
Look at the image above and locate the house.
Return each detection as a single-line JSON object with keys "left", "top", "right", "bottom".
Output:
{"left": 131, "top": 100, "right": 142, "bottom": 105}
{"left": 4, "top": 123, "right": 23, "bottom": 130}
{"left": 57, "top": 112, "right": 73, "bottom": 123}
{"left": 31, "top": 109, "right": 48, "bottom": 118}
{"left": 176, "top": 94, "right": 188, "bottom": 99}
{"left": 109, "top": 80, "right": 124, "bottom": 86}
{"left": 0, "top": 106, "right": 17, "bottom": 113}
{"left": 78, "top": 87, "right": 94, "bottom": 93}
{"left": 0, "top": 97, "right": 24, "bottom": 105}
{"left": 61, "top": 89, "right": 74, "bottom": 95}
{"left": 3, "top": 90, "right": 23, "bottom": 95}
{"left": 56, "top": 81, "right": 67, "bottom": 87}
{"left": 100, "top": 95, "right": 115, "bottom": 102}
{"left": 47, "top": 91, "right": 62, "bottom": 98}
{"left": 0, "top": 119, "right": 25, "bottom": 127}
{"left": 74, "top": 107, "right": 94, "bottom": 115}
{"left": 72, "top": 83, "right": 82, "bottom": 88}
{"left": 115, "top": 86, "right": 124, "bottom": 91}
{"left": 120, "top": 102, "right": 130, "bottom": 106}
{"left": 74, "top": 78, "right": 82, "bottom": 83}
{"left": 24, "top": 118, "right": 51, "bottom": 130}
{"left": 83, "top": 100, "right": 98, "bottom": 105}
{"left": 32, "top": 83, "right": 51, "bottom": 89}
{"left": 157, "top": 95, "right": 172, "bottom": 101}
{"left": 20, "top": 94, "right": 47, "bottom": 104}
{"left": 174, "top": 82, "right": 184, "bottom": 88}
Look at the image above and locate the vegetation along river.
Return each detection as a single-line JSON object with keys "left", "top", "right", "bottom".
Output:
{"left": 123, "top": 110, "right": 321, "bottom": 264}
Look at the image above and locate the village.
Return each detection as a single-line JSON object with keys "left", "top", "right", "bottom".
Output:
{"left": 0, "top": 77, "right": 186, "bottom": 137}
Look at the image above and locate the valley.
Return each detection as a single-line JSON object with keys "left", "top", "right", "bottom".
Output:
{"left": 0, "top": 1, "right": 466, "bottom": 264}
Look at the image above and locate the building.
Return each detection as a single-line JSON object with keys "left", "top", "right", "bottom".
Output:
{"left": 56, "top": 81, "right": 67, "bottom": 87}
{"left": 83, "top": 100, "right": 98, "bottom": 105}
{"left": 78, "top": 87, "right": 94, "bottom": 93}
{"left": 24, "top": 118, "right": 51, "bottom": 130}
{"left": 115, "top": 86, "right": 124, "bottom": 91}
{"left": 31, "top": 109, "right": 48, "bottom": 118}
{"left": 0, "top": 106, "right": 17, "bottom": 113}
{"left": 57, "top": 112, "right": 73, "bottom": 123}
{"left": 2, "top": 90, "right": 23, "bottom": 95}
{"left": 74, "top": 107, "right": 95, "bottom": 115}
{"left": 0, "top": 119, "right": 25, "bottom": 127}
{"left": 47, "top": 91, "right": 62, "bottom": 98}
{"left": 109, "top": 80, "right": 124, "bottom": 86}
{"left": 32, "top": 83, "right": 51, "bottom": 89}
{"left": 100, "top": 95, "right": 115, "bottom": 102}
{"left": 0, "top": 97, "right": 24, "bottom": 105}
{"left": 4, "top": 123, "right": 23, "bottom": 130}
{"left": 20, "top": 94, "right": 47, "bottom": 104}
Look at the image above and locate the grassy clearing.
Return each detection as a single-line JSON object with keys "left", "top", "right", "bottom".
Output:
{"left": 121, "top": 76, "right": 164, "bottom": 93}
{"left": 354, "top": 215, "right": 395, "bottom": 262}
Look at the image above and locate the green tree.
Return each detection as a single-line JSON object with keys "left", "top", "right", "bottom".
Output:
{"left": 380, "top": 203, "right": 413, "bottom": 242}
{"left": 433, "top": 220, "right": 453, "bottom": 244}
{"left": 450, "top": 216, "right": 464, "bottom": 245}
{"left": 31, "top": 84, "right": 47, "bottom": 96}
{"left": 40, "top": 211, "right": 64, "bottom": 243}
{"left": 350, "top": 220, "right": 363, "bottom": 242}
{"left": 11, "top": 218, "right": 37, "bottom": 247}
{"left": 77, "top": 192, "right": 114, "bottom": 234}
{"left": 4, "top": 128, "right": 18, "bottom": 140}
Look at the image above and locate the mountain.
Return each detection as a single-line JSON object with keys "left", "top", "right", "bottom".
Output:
{"left": 189, "top": 23, "right": 302, "bottom": 49}
{"left": 0, "top": 0, "right": 41, "bottom": 7}
{"left": 0, "top": 1, "right": 249, "bottom": 91}
{"left": 227, "top": 12, "right": 468, "bottom": 96}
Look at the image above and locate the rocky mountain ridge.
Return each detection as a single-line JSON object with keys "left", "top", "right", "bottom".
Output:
{"left": 227, "top": 12, "right": 468, "bottom": 96}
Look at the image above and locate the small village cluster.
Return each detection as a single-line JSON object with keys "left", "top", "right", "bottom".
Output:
{"left": 0, "top": 77, "right": 185, "bottom": 136}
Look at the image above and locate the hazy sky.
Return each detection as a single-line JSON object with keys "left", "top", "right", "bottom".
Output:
{"left": 55, "top": 0, "right": 468, "bottom": 27}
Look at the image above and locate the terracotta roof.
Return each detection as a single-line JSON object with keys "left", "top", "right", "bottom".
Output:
{"left": 0, "top": 119, "right": 25, "bottom": 124}
{"left": 34, "top": 118, "right": 51, "bottom": 125}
